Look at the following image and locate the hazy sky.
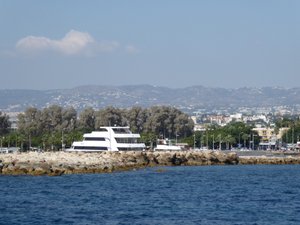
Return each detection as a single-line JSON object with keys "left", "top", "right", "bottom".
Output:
{"left": 0, "top": 0, "right": 299, "bottom": 90}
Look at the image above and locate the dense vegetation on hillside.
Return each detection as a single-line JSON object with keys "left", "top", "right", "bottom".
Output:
{"left": 1, "top": 85, "right": 300, "bottom": 113}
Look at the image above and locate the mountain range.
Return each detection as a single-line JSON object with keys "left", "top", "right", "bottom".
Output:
{"left": 1, "top": 85, "right": 300, "bottom": 113}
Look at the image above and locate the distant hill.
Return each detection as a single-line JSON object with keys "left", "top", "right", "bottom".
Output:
{"left": 1, "top": 85, "right": 300, "bottom": 113}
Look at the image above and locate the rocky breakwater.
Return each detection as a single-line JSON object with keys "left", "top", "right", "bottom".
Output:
{"left": 239, "top": 155, "right": 300, "bottom": 165}
{"left": 0, "top": 150, "right": 238, "bottom": 176}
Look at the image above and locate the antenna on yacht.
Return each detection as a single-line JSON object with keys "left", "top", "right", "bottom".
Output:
{"left": 109, "top": 127, "right": 112, "bottom": 151}
{"left": 108, "top": 121, "right": 112, "bottom": 150}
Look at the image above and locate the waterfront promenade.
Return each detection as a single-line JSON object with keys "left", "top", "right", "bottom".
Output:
{"left": 1, "top": 150, "right": 300, "bottom": 176}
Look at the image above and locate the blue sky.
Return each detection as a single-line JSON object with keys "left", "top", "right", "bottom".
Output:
{"left": 0, "top": 0, "right": 299, "bottom": 90}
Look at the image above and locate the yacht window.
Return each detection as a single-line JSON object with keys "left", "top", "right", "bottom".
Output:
{"left": 98, "top": 128, "right": 108, "bottom": 132}
{"left": 74, "top": 146, "right": 108, "bottom": 150}
{"left": 115, "top": 138, "right": 139, "bottom": 143}
{"left": 118, "top": 147, "right": 144, "bottom": 151}
{"left": 112, "top": 128, "right": 131, "bottom": 134}
{"left": 84, "top": 137, "right": 105, "bottom": 141}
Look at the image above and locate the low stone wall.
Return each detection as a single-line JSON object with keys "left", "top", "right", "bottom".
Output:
{"left": 0, "top": 150, "right": 238, "bottom": 176}
{"left": 1, "top": 151, "right": 300, "bottom": 176}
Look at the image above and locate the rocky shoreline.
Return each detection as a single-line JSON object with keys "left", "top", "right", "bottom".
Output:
{"left": 1, "top": 151, "right": 300, "bottom": 176}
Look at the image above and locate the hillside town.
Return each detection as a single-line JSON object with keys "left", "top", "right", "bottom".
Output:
{"left": 192, "top": 105, "right": 300, "bottom": 151}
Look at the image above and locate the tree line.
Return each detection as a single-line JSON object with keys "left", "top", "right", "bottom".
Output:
{"left": 0, "top": 105, "right": 194, "bottom": 150}
{"left": 190, "top": 122, "right": 260, "bottom": 150}
{"left": 275, "top": 117, "right": 300, "bottom": 144}
{"left": 2, "top": 106, "right": 300, "bottom": 151}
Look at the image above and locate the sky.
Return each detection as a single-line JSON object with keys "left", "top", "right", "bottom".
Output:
{"left": 0, "top": 0, "right": 299, "bottom": 90}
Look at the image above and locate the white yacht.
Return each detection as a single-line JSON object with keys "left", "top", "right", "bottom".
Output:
{"left": 65, "top": 126, "right": 145, "bottom": 152}
{"left": 154, "top": 139, "right": 182, "bottom": 151}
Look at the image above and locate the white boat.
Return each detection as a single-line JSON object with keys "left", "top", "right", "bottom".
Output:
{"left": 154, "top": 139, "right": 182, "bottom": 151}
{"left": 65, "top": 126, "right": 145, "bottom": 152}
{"left": 0, "top": 147, "right": 20, "bottom": 154}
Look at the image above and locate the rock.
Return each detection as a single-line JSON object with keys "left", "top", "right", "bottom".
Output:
{"left": 0, "top": 160, "right": 3, "bottom": 172}
{"left": 171, "top": 153, "right": 187, "bottom": 166}
{"left": 146, "top": 152, "right": 159, "bottom": 166}
{"left": 154, "top": 152, "right": 174, "bottom": 165}
{"left": 225, "top": 152, "right": 239, "bottom": 165}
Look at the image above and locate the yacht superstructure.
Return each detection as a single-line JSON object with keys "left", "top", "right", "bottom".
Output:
{"left": 66, "top": 126, "right": 145, "bottom": 152}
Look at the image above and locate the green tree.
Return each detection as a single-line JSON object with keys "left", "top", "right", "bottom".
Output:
{"left": 144, "top": 106, "right": 193, "bottom": 139}
{"left": 124, "top": 106, "right": 147, "bottom": 133}
{"left": 216, "top": 133, "right": 223, "bottom": 150}
{"left": 42, "top": 105, "right": 63, "bottom": 132}
{"left": 140, "top": 132, "right": 157, "bottom": 149}
{"left": 64, "top": 130, "right": 84, "bottom": 147}
{"left": 17, "top": 107, "right": 41, "bottom": 136}
{"left": 95, "top": 106, "right": 125, "bottom": 128}
{"left": 280, "top": 118, "right": 300, "bottom": 144}
{"left": 62, "top": 107, "right": 77, "bottom": 132}
{"left": 242, "top": 133, "right": 249, "bottom": 148}
{"left": 224, "top": 134, "right": 235, "bottom": 150}
{"left": 78, "top": 107, "right": 95, "bottom": 132}
{"left": 0, "top": 112, "right": 11, "bottom": 135}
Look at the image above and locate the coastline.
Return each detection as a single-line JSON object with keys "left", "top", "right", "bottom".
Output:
{"left": 1, "top": 150, "right": 300, "bottom": 176}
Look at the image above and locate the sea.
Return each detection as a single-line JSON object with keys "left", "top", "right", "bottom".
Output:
{"left": 1, "top": 165, "right": 300, "bottom": 225}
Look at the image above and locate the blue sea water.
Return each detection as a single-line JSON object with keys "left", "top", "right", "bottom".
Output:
{"left": 1, "top": 165, "right": 300, "bottom": 225}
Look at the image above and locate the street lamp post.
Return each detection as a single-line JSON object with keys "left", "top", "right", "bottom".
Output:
{"left": 292, "top": 127, "right": 295, "bottom": 149}
{"left": 29, "top": 133, "right": 31, "bottom": 151}
{"left": 61, "top": 129, "right": 65, "bottom": 151}
{"left": 198, "top": 134, "right": 201, "bottom": 149}
{"left": 249, "top": 134, "right": 251, "bottom": 150}
{"left": 252, "top": 134, "right": 257, "bottom": 150}
{"left": 239, "top": 132, "right": 243, "bottom": 149}
{"left": 200, "top": 133, "right": 203, "bottom": 149}
{"left": 193, "top": 134, "right": 196, "bottom": 150}
{"left": 206, "top": 133, "right": 208, "bottom": 149}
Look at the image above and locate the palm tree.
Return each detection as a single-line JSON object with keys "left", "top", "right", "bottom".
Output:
{"left": 242, "top": 133, "right": 249, "bottom": 149}
{"left": 216, "top": 134, "right": 223, "bottom": 150}
{"left": 224, "top": 135, "right": 236, "bottom": 150}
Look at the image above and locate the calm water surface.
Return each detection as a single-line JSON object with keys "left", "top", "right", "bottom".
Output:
{"left": 1, "top": 165, "right": 300, "bottom": 225}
